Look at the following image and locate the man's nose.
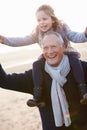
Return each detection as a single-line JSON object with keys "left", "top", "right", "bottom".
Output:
{"left": 47, "top": 48, "right": 53, "bottom": 54}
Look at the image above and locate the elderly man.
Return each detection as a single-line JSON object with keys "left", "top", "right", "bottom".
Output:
{"left": 0, "top": 31, "right": 87, "bottom": 130}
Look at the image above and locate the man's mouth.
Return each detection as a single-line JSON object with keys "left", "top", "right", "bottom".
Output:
{"left": 48, "top": 55, "right": 57, "bottom": 59}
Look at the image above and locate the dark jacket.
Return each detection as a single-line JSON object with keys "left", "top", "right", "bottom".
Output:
{"left": 0, "top": 61, "right": 87, "bottom": 130}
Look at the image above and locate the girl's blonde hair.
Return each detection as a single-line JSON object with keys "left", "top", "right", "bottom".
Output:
{"left": 36, "top": 4, "right": 59, "bottom": 30}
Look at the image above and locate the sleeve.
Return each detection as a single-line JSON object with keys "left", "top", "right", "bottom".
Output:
{"left": 3, "top": 33, "right": 38, "bottom": 47}
{"left": 0, "top": 64, "right": 34, "bottom": 95}
{"left": 81, "top": 61, "right": 87, "bottom": 83}
{"left": 32, "top": 57, "right": 45, "bottom": 87}
{"left": 63, "top": 24, "right": 87, "bottom": 43}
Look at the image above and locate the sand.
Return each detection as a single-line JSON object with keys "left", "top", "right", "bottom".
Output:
{"left": 0, "top": 43, "right": 87, "bottom": 130}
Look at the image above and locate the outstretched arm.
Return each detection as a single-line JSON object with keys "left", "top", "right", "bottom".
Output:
{"left": 3, "top": 35, "right": 37, "bottom": 47}
{"left": 0, "top": 33, "right": 37, "bottom": 47}
{"left": 64, "top": 24, "right": 87, "bottom": 43}
{"left": 0, "top": 64, "right": 34, "bottom": 95}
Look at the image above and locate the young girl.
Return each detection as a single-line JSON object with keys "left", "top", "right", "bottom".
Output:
{"left": 0, "top": 4, "right": 87, "bottom": 107}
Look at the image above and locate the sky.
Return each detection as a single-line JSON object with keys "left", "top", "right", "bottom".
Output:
{"left": 0, "top": 0, "right": 87, "bottom": 36}
{"left": 0, "top": 0, "right": 87, "bottom": 52}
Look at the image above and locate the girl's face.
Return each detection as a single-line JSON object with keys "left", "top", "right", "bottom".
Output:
{"left": 36, "top": 10, "right": 54, "bottom": 32}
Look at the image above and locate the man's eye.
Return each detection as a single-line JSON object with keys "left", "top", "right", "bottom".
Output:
{"left": 44, "top": 47, "right": 48, "bottom": 51}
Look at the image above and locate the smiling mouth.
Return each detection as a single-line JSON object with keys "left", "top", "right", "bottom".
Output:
{"left": 41, "top": 25, "right": 47, "bottom": 29}
{"left": 48, "top": 55, "right": 57, "bottom": 59}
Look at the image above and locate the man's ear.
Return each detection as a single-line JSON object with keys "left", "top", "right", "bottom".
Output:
{"left": 62, "top": 43, "right": 67, "bottom": 52}
{"left": 63, "top": 43, "right": 67, "bottom": 48}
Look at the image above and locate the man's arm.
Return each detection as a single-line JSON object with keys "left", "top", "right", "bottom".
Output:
{"left": 0, "top": 64, "right": 34, "bottom": 95}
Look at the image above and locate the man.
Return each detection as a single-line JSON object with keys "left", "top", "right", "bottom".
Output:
{"left": 0, "top": 31, "right": 87, "bottom": 130}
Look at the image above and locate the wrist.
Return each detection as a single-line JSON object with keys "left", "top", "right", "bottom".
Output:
{"left": 0, "top": 36, "right": 4, "bottom": 44}
{"left": 85, "top": 32, "right": 87, "bottom": 37}
{"left": 85, "top": 27, "right": 87, "bottom": 37}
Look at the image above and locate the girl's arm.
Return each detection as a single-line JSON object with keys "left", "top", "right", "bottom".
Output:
{"left": 0, "top": 64, "right": 34, "bottom": 95}
{"left": 0, "top": 28, "right": 38, "bottom": 47}
{"left": 64, "top": 24, "right": 87, "bottom": 43}
{"left": 2, "top": 34, "right": 37, "bottom": 47}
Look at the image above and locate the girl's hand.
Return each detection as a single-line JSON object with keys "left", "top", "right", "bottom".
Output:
{"left": 85, "top": 27, "right": 87, "bottom": 37}
{"left": 0, "top": 35, "right": 4, "bottom": 43}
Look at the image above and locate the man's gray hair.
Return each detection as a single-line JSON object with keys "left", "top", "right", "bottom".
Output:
{"left": 42, "top": 31, "right": 64, "bottom": 46}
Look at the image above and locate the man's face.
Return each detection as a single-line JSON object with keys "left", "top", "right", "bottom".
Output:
{"left": 42, "top": 34, "right": 65, "bottom": 67}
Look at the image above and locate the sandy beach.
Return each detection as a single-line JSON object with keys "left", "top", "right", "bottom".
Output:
{"left": 0, "top": 43, "right": 87, "bottom": 130}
